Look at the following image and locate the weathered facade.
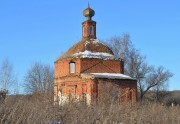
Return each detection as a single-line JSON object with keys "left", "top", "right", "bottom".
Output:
{"left": 54, "top": 5, "right": 137, "bottom": 105}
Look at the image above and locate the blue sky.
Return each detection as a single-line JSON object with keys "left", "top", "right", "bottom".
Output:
{"left": 0, "top": 0, "right": 180, "bottom": 93}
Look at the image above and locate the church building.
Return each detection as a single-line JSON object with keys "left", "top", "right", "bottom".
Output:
{"left": 54, "top": 5, "right": 137, "bottom": 105}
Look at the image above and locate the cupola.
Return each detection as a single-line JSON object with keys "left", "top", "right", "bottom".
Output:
{"left": 83, "top": 4, "right": 95, "bottom": 21}
{"left": 82, "top": 4, "right": 96, "bottom": 39}
{"left": 56, "top": 5, "right": 115, "bottom": 61}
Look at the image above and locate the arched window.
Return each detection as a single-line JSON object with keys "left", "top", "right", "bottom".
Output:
{"left": 70, "top": 62, "right": 75, "bottom": 73}
{"left": 89, "top": 26, "right": 93, "bottom": 36}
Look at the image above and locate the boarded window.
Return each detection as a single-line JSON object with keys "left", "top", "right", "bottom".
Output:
{"left": 67, "top": 85, "right": 77, "bottom": 102}
{"left": 82, "top": 93, "right": 86, "bottom": 103}
{"left": 82, "top": 85, "right": 87, "bottom": 103}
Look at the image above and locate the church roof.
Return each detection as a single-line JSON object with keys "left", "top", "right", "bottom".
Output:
{"left": 81, "top": 73, "right": 136, "bottom": 80}
{"left": 56, "top": 38, "right": 115, "bottom": 61}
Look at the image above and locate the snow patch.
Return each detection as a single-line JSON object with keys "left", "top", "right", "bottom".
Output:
{"left": 85, "top": 40, "right": 90, "bottom": 49}
{"left": 92, "top": 39, "right": 100, "bottom": 44}
{"left": 73, "top": 50, "right": 114, "bottom": 60}
{"left": 81, "top": 73, "right": 136, "bottom": 80}
{"left": 91, "top": 39, "right": 107, "bottom": 46}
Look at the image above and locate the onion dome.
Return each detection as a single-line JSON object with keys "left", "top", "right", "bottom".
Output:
{"left": 83, "top": 4, "right": 95, "bottom": 21}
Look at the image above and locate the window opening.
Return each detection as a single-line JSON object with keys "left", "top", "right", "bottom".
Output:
{"left": 89, "top": 26, "right": 93, "bottom": 36}
{"left": 70, "top": 62, "right": 75, "bottom": 73}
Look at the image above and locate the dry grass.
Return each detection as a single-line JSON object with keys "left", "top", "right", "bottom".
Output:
{"left": 60, "top": 101, "right": 180, "bottom": 124}
{"left": 0, "top": 94, "right": 180, "bottom": 124}
{"left": 0, "top": 94, "right": 55, "bottom": 124}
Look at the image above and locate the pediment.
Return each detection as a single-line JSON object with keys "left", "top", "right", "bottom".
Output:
{"left": 82, "top": 62, "right": 116, "bottom": 73}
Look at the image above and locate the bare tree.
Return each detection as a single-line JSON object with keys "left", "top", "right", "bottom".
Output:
{"left": 107, "top": 34, "right": 132, "bottom": 62}
{"left": 0, "top": 58, "right": 17, "bottom": 101}
{"left": 0, "top": 58, "right": 16, "bottom": 91}
{"left": 138, "top": 66, "right": 172, "bottom": 100}
{"left": 145, "top": 66, "right": 172, "bottom": 101}
{"left": 24, "top": 62, "right": 54, "bottom": 94}
{"left": 107, "top": 34, "right": 173, "bottom": 101}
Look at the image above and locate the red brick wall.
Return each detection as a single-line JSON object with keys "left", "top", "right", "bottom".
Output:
{"left": 54, "top": 58, "right": 136, "bottom": 104}
{"left": 54, "top": 59, "right": 81, "bottom": 78}
{"left": 54, "top": 75, "right": 94, "bottom": 103}
{"left": 82, "top": 21, "right": 96, "bottom": 39}
{"left": 54, "top": 77, "right": 137, "bottom": 104}
{"left": 55, "top": 58, "right": 124, "bottom": 78}
{"left": 80, "top": 58, "right": 123, "bottom": 73}
{"left": 93, "top": 78, "right": 137, "bottom": 103}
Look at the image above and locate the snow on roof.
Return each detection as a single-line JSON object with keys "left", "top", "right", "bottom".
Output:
{"left": 92, "top": 39, "right": 100, "bottom": 44}
{"left": 56, "top": 38, "right": 114, "bottom": 61}
{"left": 92, "top": 39, "right": 108, "bottom": 47}
{"left": 81, "top": 73, "right": 136, "bottom": 80}
{"left": 73, "top": 50, "right": 114, "bottom": 60}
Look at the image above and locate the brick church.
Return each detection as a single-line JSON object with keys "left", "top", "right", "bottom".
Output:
{"left": 54, "top": 5, "right": 137, "bottom": 105}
